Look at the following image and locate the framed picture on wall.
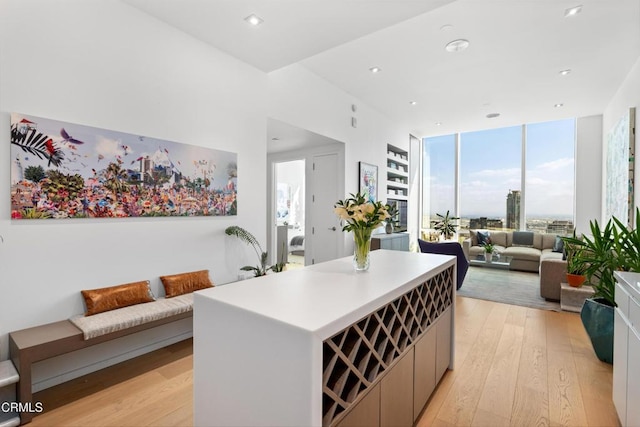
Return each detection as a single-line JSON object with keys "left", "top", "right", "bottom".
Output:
{"left": 10, "top": 112, "right": 238, "bottom": 219}
{"left": 359, "top": 162, "right": 378, "bottom": 202}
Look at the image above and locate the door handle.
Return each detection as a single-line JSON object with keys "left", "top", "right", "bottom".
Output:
{"left": 328, "top": 226, "right": 337, "bottom": 231}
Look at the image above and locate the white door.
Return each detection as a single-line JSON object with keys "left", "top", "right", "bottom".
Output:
{"left": 310, "top": 153, "right": 342, "bottom": 264}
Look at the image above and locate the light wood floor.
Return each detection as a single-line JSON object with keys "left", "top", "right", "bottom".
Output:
{"left": 31, "top": 296, "right": 619, "bottom": 426}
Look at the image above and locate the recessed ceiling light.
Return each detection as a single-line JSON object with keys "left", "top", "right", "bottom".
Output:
{"left": 555, "top": 103, "right": 564, "bottom": 108}
{"left": 564, "top": 5, "right": 582, "bottom": 18}
{"left": 559, "top": 69, "right": 572, "bottom": 76}
{"left": 440, "top": 24, "right": 453, "bottom": 31}
{"left": 435, "top": 122, "right": 442, "bottom": 126}
{"left": 486, "top": 113, "right": 500, "bottom": 119}
{"left": 369, "top": 67, "right": 381, "bottom": 73}
{"left": 445, "top": 39, "right": 470, "bottom": 53}
{"left": 409, "top": 101, "right": 417, "bottom": 106}
{"left": 244, "top": 14, "right": 264, "bottom": 26}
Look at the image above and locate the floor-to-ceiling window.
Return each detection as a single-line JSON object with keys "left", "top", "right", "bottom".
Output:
{"left": 422, "top": 118, "right": 575, "bottom": 238}
{"left": 525, "top": 119, "right": 575, "bottom": 234}
{"left": 459, "top": 125, "right": 522, "bottom": 232}
{"left": 422, "top": 134, "right": 456, "bottom": 240}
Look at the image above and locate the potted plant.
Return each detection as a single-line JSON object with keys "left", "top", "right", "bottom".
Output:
{"left": 562, "top": 208, "right": 640, "bottom": 364}
{"left": 562, "top": 232, "right": 587, "bottom": 287}
{"left": 225, "top": 226, "right": 286, "bottom": 277}
{"left": 482, "top": 242, "right": 495, "bottom": 262}
{"left": 385, "top": 203, "right": 399, "bottom": 234}
{"left": 432, "top": 210, "right": 459, "bottom": 240}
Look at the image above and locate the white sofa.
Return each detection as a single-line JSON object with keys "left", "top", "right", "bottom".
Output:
{"left": 463, "top": 230, "right": 564, "bottom": 272}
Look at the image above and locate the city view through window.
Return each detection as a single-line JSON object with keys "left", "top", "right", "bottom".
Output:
{"left": 422, "top": 119, "right": 575, "bottom": 239}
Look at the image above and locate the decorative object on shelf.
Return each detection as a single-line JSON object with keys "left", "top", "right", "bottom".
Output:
{"left": 482, "top": 242, "right": 495, "bottom": 262}
{"left": 225, "top": 226, "right": 283, "bottom": 277}
{"left": 358, "top": 162, "right": 378, "bottom": 203}
{"left": 10, "top": 113, "right": 238, "bottom": 219}
{"left": 386, "top": 144, "right": 409, "bottom": 202}
{"left": 562, "top": 207, "right": 640, "bottom": 363}
{"left": 385, "top": 203, "right": 399, "bottom": 234}
{"left": 334, "top": 192, "right": 389, "bottom": 271}
{"left": 432, "top": 210, "right": 459, "bottom": 240}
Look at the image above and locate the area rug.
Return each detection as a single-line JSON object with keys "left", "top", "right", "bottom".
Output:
{"left": 458, "top": 266, "right": 561, "bottom": 311}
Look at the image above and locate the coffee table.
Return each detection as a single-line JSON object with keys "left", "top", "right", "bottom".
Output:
{"left": 469, "top": 254, "right": 513, "bottom": 270}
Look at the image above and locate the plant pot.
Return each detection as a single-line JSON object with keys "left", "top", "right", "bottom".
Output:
{"left": 566, "top": 273, "right": 586, "bottom": 287}
{"left": 484, "top": 252, "right": 492, "bottom": 263}
{"left": 580, "top": 297, "right": 614, "bottom": 364}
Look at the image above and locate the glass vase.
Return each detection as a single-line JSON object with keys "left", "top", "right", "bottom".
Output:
{"left": 353, "top": 228, "right": 373, "bottom": 271}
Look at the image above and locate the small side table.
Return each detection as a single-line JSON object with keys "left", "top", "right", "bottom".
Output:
{"left": 560, "top": 282, "right": 595, "bottom": 313}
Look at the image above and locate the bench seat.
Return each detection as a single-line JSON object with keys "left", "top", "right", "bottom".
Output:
{"left": 9, "top": 297, "right": 193, "bottom": 424}
{"left": 70, "top": 294, "right": 193, "bottom": 339}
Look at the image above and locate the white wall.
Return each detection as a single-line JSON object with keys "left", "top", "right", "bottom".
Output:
{"left": 268, "top": 64, "right": 411, "bottom": 254}
{"left": 575, "top": 115, "right": 604, "bottom": 234}
{"left": 0, "top": 0, "right": 267, "bottom": 379}
{"left": 603, "top": 56, "right": 640, "bottom": 221}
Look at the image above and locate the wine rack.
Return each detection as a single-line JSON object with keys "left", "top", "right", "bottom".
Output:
{"left": 322, "top": 266, "right": 453, "bottom": 425}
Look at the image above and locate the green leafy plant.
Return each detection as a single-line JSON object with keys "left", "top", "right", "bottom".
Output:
{"left": 385, "top": 202, "right": 399, "bottom": 227}
{"left": 612, "top": 210, "right": 640, "bottom": 273}
{"left": 270, "top": 242, "right": 287, "bottom": 273}
{"left": 225, "top": 226, "right": 269, "bottom": 277}
{"left": 562, "top": 208, "right": 640, "bottom": 307}
{"left": 432, "top": 210, "right": 459, "bottom": 240}
{"left": 562, "top": 231, "right": 587, "bottom": 275}
{"left": 334, "top": 192, "right": 390, "bottom": 232}
{"left": 482, "top": 242, "right": 495, "bottom": 254}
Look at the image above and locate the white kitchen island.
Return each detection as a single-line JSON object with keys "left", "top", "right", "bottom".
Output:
{"left": 194, "top": 249, "right": 456, "bottom": 427}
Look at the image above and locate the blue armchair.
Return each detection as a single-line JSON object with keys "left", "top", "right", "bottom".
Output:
{"left": 418, "top": 239, "right": 468, "bottom": 290}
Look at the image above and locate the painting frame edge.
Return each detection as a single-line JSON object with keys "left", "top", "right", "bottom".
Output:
{"left": 358, "top": 161, "right": 378, "bottom": 203}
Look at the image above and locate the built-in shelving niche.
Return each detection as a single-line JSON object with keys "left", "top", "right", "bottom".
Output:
{"left": 322, "top": 267, "right": 453, "bottom": 426}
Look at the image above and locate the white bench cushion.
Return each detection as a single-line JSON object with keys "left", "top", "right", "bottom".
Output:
{"left": 70, "top": 294, "right": 193, "bottom": 340}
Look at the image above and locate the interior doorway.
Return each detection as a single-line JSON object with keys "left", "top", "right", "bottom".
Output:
{"left": 267, "top": 118, "right": 345, "bottom": 268}
{"left": 274, "top": 160, "right": 305, "bottom": 268}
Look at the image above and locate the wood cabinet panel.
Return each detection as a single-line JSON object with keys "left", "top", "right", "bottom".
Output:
{"left": 436, "top": 307, "right": 452, "bottom": 381}
{"left": 381, "top": 349, "right": 414, "bottom": 427}
{"left": 336, "top": 384, "right": 380, "bottom": 427}
{"left": 413, "top": 326, "right": 436, "bottom": 421}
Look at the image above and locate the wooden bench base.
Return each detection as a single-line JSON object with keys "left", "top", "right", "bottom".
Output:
{"left": 9, "top": 312, "right": 192, "bottom": 424}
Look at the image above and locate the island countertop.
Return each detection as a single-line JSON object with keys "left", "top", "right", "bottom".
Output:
{"left": 193, "top": 249, "right": 456, "bottom": 427}
{"left": 194, "top": 249, "right": 455, "bottom": 339}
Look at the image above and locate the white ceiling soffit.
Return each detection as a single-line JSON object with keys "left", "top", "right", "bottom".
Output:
{"left": 267, "top": 118, "right": 343, "bottom": 154}
{"left": 123, "top": 0, "right": 454, "bottom": 73}
{"left": 124, "top": 0, "right": 639, "bottom": 137}
{"left": 301, "top": 0, "right": 640, "bottom": 136}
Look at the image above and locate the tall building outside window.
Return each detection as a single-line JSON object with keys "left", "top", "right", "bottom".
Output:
{"left": 506, "top": 189, "right": 520, "bottom": 230}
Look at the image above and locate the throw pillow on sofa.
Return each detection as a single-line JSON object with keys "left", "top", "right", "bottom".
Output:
{"left": 512, "top": 231, "right": 534, "bottom": 247}
{"left": 477, "top": 231, "right": 491, "bottom": 245}
{"left": 552, "top": 236, "right": 564, "bottom": 253}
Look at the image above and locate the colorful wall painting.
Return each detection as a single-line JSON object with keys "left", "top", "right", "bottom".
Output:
{"left": 605, "top": 107, "right": 636, "bottom": 227}
{"left": 359, "top": 161, "right": 378, "bottom": 203}
{"left": 10, "top": 113, "right": 237, "bottom": 219}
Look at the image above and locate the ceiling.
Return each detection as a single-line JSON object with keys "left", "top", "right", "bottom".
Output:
{"left": 124, "top": 0, "right": 640, "bottom": 142}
